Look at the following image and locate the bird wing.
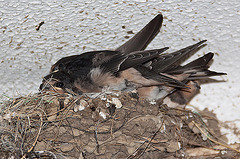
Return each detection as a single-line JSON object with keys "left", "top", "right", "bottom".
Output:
{"left": 100, "top": 47, "right": 169, "bottom": 73}
{"left": 151, "top": 40, "right": 207, "bottom": 73}
{"left": 116, "top": 14, "right": 163, "bottom": 54}
{"left": 51, "top": 14, "right": 163, "bottom": 74}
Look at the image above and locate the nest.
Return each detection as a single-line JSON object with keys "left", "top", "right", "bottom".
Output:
{"left": 0, "top": 91, "right": 239, "bottom": 159}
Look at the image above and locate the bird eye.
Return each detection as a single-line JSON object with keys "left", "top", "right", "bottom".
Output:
{"left": 58, "top": 63, "right": 63, "bottom": 68}
{"left": 55, "top": 82, "right": 64, "bottom": 88}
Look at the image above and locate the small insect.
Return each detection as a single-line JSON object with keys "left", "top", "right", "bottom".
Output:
{"left": 36, "top": 21, "right": 44, "bottom": 31}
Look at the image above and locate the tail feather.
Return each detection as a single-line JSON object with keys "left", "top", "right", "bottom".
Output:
{"left": 165, "top": 52, "right": 227, "bottom": 80}
{"left": 187, "top": 70, "right": 227, "bottom": 80}
{"left": 165, "top": 53, "right": 214, "bottom": 74}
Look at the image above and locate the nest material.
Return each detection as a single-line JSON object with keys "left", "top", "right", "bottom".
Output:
{"left": 0, "top": 92, "right": 239, "bottom": 159}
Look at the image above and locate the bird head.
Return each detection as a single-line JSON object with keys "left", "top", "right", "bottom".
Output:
{"left": 39, "top": 71, "right": 82, "bottom": 95}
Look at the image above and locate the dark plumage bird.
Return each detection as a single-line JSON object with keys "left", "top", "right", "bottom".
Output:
{"left": 39, "top": 14, "right": 226, "bottom": 105}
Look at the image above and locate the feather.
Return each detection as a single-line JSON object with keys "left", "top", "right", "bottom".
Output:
{"left": 151, "top": 40, "right": 207, "bottom": 73}
{"left": 116, "top": 14, "right": 163, "bottom": 54}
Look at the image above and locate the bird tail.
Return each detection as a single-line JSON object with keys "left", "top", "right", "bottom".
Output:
{"left": 165, "top": 53, "right": 227, "bottom": 80}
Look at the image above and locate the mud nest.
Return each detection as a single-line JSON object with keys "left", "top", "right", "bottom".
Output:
{"left": 0, "top": 91, "right": 239, "bottom": 159}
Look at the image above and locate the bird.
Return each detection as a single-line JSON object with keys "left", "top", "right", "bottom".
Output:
{"left": 39, "top": 14, "right": 226, "bottom": 105}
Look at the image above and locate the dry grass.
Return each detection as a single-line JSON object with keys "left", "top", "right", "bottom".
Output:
{"left": 0, "top": 92, "right": 239, "bottom": 158}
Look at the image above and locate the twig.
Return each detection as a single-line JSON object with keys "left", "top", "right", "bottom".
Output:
{"left": 192, "top": 121, "right": 240, "bottom": 154}
{"left": 94, "top": 121, "right": 100, "bottom": 153}
{"left": 138, "top": 120, "right": 165, "bottom": 158}
{"left": 21, "top": 115, "right": 43, "bottom": 159}
{"left": 127, "top": 140, "right": 147, "bottom": 159}
{"left": 127, "top": 119, "right": 165, "bottom": 159}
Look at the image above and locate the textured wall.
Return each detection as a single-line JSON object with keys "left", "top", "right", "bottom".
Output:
{"left": 0, "top": 0, "right": 239, "bottom": 143}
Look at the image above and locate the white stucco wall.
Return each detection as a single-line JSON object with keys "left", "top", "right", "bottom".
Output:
{"left": 0, "top": 0, "right": 239, "bottom": 143}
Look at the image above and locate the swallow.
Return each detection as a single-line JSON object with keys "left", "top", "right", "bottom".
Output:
{"left": 40, "top": 48, "right": 188, "bottom": 93}
{"left": 39, "top": 14, "right": 226, "bottom": 105}
{"left": 137, "top": 50, "right": 226, "bottom": 106}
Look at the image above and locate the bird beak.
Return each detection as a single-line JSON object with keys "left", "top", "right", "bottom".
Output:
{"left": 39, "top": 81, "right": 65, "bottom": 94}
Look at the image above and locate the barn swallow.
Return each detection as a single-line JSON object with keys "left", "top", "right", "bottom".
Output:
{"left": 39, "top": 14, "right": 226, "bottom": 105}
{"left": 137, "top": 51, "right": 226, "bottom": 103}
{"left": 40, "top": 48, "right": 189, "bottom": 93}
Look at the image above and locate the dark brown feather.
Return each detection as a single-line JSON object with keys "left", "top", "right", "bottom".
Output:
{"left": 151, "top": 40, "right": 207, "bottom": 73}
{"left": 116, "top": 14, "right": 163, "bottom": 54}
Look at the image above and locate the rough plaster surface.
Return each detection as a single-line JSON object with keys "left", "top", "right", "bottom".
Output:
{"left": 0, "top": 0, "right": 239, "bottom": 143}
